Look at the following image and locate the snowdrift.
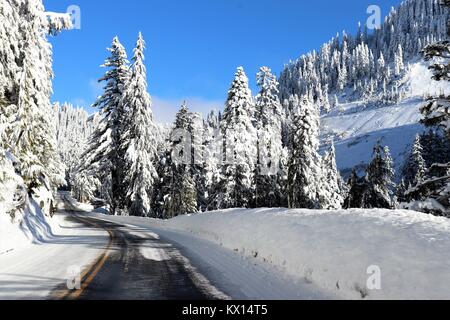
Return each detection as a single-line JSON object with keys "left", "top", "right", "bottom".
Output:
{"left": 156, "top": 208, "right": 450, "bottom": 300}
{"left": 0, "top": 197, "right": 61, "bottom": 255}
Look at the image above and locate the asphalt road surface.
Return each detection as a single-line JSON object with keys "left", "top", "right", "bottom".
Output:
{"left": 53, "top": 199, "right": 219, "bottom": 300}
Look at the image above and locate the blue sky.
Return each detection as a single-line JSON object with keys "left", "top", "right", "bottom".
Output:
{"left": 45, "top": 0, "right": 401, "bottom": 122}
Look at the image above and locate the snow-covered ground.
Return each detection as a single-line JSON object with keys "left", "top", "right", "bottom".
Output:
{"left": 2, "top": 194, "right": 450, "bottom": 300}
{"left": 0, "top": 199, "right": 59, "bottom": 256}
{"left": 0, "top": 195, "right": 332, "bottom": 300}
{"left": 91, "top": 207, "right": 450, "bottom": 300}
{"left": 0, "top": 199, "right": 108, "bottom": 300}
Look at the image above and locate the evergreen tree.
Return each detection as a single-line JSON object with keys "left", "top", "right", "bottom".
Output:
{"left": 179, "top": 168, "right": 198, "bottom": 214}
{"left": 121, "top": 33, "right": 158, "bottom": 216}
{"left": 287, "top": 94, "right": 322, "bottom": 209}
{"left": 278, "top": 0, "right": 449, "bottom": 106}
{"left": 396, "top": 179, "right": 408, "bottom": 203}
{"left": 0, "top": 149, "right": 26, "bottom": 219}
{"left": 152, "top": 148, "right": 173, "bottom": 218}
{"left": 420, "top": 130, "right": 450, "bottom": 168}
{"left": 214, "top": 67, "right": 257, "bottom": 209}
{"left": 394, "top": 44, "right": 405, "bottom": 76}
{"left": 343, "top": 169, "right": 366, "bottom": 209}
{"left": 55, "top": 103, "right": 97, "bottom": 189}
{"left": 421, "top": 0, "right": 450, "bottom": 139}
{"left": 189, "top": 112, "right": 208, "bottom": 212}
{"left": 166, "top": 165, "right": 198, "bottom": 217}
{"left": 203, "top": 112, "right": 223, "bottom": 211}
{"left": 81, "top": 36, "right": 130, "bottom": 214}
{"left": 2, "top": 0, "right": 69, "bottom": 193}
{"left": 165, "top": 103, "right": 198, "bottom": 218}
{"left": 71, "top": 170, "right": 99, "bottom": 204}
{"left": 362, "top": 143, "right": 396, "bottom": 209}
{"left": 319, "top": 142, "right": 343, "bottom": 210}
{"left": 254, "top": 67, "right": 284, "bottom": 208}
{"left": 401, "top": 134, "right": 427, "bottom": 186}
{"left": 409, "top": 0, "right": 450, "bottom": 213}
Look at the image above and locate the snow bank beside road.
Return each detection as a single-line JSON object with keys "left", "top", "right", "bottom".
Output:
{"left": 0, "top": 203, "right": 109, "bottom": 299}
{"left": 154, "top": 208, "right": 450, "bottom": 300}
{"left": 0, "top": 213, "right": 29, "bottom": 255}
{"left": 0, "top": 198, "right": 61, "bottom": 255}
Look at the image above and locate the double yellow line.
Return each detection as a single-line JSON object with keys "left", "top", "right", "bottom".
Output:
{"left": 53, "top": 215, "right": 115, "bottom": 300}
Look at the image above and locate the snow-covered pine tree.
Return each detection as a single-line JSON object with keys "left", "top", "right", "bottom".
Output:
{"left": 1, "top": 94, "right": 26, "bottom": 217}
{"left": 214, "top": 67, "right": 257, "bottom": 209}
{"left": 152, "top": 148, "right": 172, "bottom": 219}
{"left": 406, "top": 1, "right": 450, "bottom": 213}
{"left": 0, "top": 1, "right": 70, "bottom": 215}
{"left": 396, "top": 179, "right": 408, "bottom": 203}
{"left": 152, "top": 110, "right": 198, "bottom": 218}
{"left": 165, "top": 103, "right": 198, "bottom": 218}
{"left": 189, "top": 112, "right": 208, "bottom": 211}
{"left": 421, "top": 130, "right": 450, "bottom": 168}
{"left": 343, "top": 169, "right": 366, "bottom": 209}
{"left": 401, "top": 134, "right": 427, "bottom": 187}
{"left": 166, "top": 165, "right": 198, "bottom": 217}
{"left": 203, "top": 112, "right": 224, "bottom": 211}
{"left": 70, "top": 113, "right": 101, "bottom": 203}
{"left": 71, "top": 170, "right": 100, "bottom": 204}
{"left": 421, "top": 0, "right": 450, "bottom": 138}
{"left": 279, "top": 0, "right": 450, "bottom": 107}
{"left": 319, "top": 142, "right": 343, "bottom": 210}
{"left": 55, "top": 103, "right": 96, "bottom": 188}
{"left": 394, "top": 44, "right": 405, "bottom": 77}
{"left": 178, "top": 168, "right": 198, "bottom": 214}
{"left": 254, "top": 67, "right": 284, "bottom": 208}
{"left": 362, "top": 143, "right": 396, "bottom": 209}
{"left": 80, "top": 36, "right": 130, "bottom": 214}
{"left": 287, "top": 94, "right": 322, "bottom": 209}
{"left": 5, "top": 1, "right": 63, "bottom": 189}
{"left": 0, "top": 0, "right": 21, "bottom": 110}
{"left": 0, "top": 150, "right": 26, "bottom": 219}
{"left": 121, "top": 33, "right": 158, "bottom": 217}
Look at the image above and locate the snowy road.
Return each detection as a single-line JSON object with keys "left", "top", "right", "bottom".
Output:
{"left": 0, "top": 197, "right": 223, "bottom": 300}
{"left": 52, "top": 214, "right": 224, "bottom": 300}
{"left": 87, "top": 215, "right": 332, "bottom": 300}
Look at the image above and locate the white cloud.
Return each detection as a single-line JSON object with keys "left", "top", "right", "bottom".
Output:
{"left": 152, "top": 96, "right": 223, "bottom": 124}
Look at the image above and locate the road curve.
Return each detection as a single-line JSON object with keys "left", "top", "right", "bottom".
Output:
{"left": 52, "top": 198, "right": 223, "bottom": 300}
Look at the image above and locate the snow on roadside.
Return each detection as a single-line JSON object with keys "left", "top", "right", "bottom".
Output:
{"left": 0, "top": 201, "right": 109, "bottom": 299}
{"left": 0, "top": 198, "right": 61, "bottom": 255}
{"left": 93, "top": 208, "right": 450, "bottom": 300}
{"left": 0, "top": 212, "right": 29, "bottom": 255}
{"left": 87, "top": 213, "right": 333, "bottom": 300}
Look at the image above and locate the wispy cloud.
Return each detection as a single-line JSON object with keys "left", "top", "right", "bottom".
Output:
{"left": 152, "top": 96, "right": 223, "bottom": 124}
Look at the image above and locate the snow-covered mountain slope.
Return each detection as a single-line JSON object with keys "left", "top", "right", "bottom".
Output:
{"left": 103, "top": 207, "right": 450, "bottom": 300}
{"left": 278, "top": 0, "right": 449, "bottom": 177}
{"left": 322, "top": 61, "right": 450, "bottom": 177}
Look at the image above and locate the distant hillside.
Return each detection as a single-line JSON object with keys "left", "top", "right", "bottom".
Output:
{"left": 279, "top": 0, "right": 450, "bottom": 177}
